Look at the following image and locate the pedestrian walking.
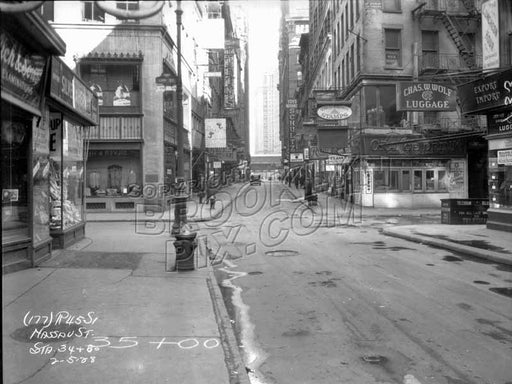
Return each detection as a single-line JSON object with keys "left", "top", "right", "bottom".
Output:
{"left": 209, "top": 194, "right": 216, "bottom": 210}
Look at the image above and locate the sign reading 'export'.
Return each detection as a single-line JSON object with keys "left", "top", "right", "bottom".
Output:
{"left": 397, "top": 82, "right": 457, "bottom": 111}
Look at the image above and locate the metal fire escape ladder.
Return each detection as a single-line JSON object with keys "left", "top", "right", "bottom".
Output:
{"left": 439, "top": 12, "right": 476, "bottom": 69}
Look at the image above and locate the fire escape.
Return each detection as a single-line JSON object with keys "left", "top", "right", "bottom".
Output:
{"left": 413, "top": 0, "right": 483, "bottom": 85}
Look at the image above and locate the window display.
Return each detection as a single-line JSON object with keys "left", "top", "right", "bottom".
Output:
{"left": 489, "top": 151, "right": 512, "bottom": 210}
{"left": 2, "top": 113, "right": 30, "bottom": 243}
{"left": 32, "top": 111, "right": 51, "bottom": 244}
{"left": 49, "top": 118, "right": 84, "bottom": 230}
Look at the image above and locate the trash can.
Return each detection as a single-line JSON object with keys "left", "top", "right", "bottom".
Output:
{"left": 174, "top": 232, "right": 197, "bottom": 271}
{"left": 440, "top": 198, "right": 488, "bottom": 224}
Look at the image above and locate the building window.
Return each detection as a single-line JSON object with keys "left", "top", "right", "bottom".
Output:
{"left": 341, "top": 59, "right": 345, "bottom": 87}
{"left": 350, "top": 0, "right": 354, "bottom": 29}
{"left": 116, "top": 0, "right": 139, "bottom": 22}
{"left": 83, "top": 1, "right": 105, "bottom": 22}
{"left": 345, "top": 4, "right": 349, "bottom": 38}
{"left": 341, "top": 14, "right": 344, "bottom": 47}
{"left": 422, "top": 30, "right": 438, "bottom": 68}
{"left": 356, "top": 38, "right": 361, "bottom": 72}
{"left": 384, "top": 28, "right": 402, "bottom": 67}
{"left": 365, "top": 85, "right": 402, "bottom": 127}
{"left": 40, "top": 1, "right": 54, "bottom": 22}
{"left": 383, "top": 0, "right": 401, "bottom": 12}
{"left": 350, "top": 44, "right": 355, "bottom": 79}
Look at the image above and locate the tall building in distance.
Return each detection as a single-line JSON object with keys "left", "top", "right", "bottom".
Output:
{"left": 255, "top": 70, "right": 281, "bottom": 155}
{"left": 278, "top": 0, "right": 309, "bottom": 170}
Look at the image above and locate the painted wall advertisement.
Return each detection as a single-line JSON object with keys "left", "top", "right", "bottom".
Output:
{"left": 205, "top": 118, "right": 226, "bottom": 148}
{"left": 482, "top": 0, "right": 500, "bottom": 70}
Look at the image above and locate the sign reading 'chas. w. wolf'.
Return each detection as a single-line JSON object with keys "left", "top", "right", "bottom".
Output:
{"left": 397, "top": 82, "right": 457, "bottom": 111}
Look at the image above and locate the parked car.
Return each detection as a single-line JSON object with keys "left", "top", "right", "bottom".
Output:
{"left": 250, "top": 174, "right": 262, "bottom": 186}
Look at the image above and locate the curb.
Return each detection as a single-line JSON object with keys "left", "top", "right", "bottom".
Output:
{"left": 381, "top": 228, "right": 512, "bottom": 266}
{"left": 207, "top": 267, "right": 251, "bottom": 384}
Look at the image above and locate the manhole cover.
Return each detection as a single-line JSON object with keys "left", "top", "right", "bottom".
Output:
{"left": 265, "top": 250, "right": 299, "bottom": 257}
{"left": 361, "top": 355, "right": 388, "bottom": 364}
{"left": 11, "top": 323, "right": 83, "bottom": 343}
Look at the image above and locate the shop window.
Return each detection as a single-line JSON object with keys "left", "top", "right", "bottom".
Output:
{"left": 2, "top": 113, "right": 30, "bottom": 242}
{"left": 438, "top": 170, "right": 448, "bottom": 191}
{"left": 414, "top": 170, "right": 423, "bottom": 191}
{"left": 365, "top": 85, "right": 402, "bottom": 127}
{"left": 401, "top": 170, "right": 411, "bottom": 191}
{"left": 83, "top": 1, "right": 105, "bottom": 22}
{"left": 489, "top": 152, "right": 512, "bottom": 209}
{"left": 108, "top": 165, "right": 123, "bottom": 193}
{"left": 80, "top": 64, "right": 141, "bottom": 108}
{"left": 384, "top": 29, "right": 402, "bottom": 67}
{"left": 426, "top": 170, "right": 435, "bottom": 191}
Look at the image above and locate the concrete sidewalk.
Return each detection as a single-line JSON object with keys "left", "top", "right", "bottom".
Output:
{"left": 2, "top": 213, "right": 250, "bottom": 384}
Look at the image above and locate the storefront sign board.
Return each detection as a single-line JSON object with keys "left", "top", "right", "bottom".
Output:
{"left": 458, "top": 69, "right": 512, "bottom": 114}
{"left": 317, "top": 105, "right": 352, "bottom": 120}
{"left": 397, "top": 82, "right": 457, "bottom": 111}
{"left": 0, "top": 29, "right": 46, "bottom": 110}
{"left": 358, "top": 135, "right": 466, "bottom": 157}
{"left": 49, "top": 56, "right": 99, "bottom": 125}
{"left": 487, "top": 112, "right": 512, "bottom": 135}
{"left": 497, "top": 149, "right": 512, "bottom": 165}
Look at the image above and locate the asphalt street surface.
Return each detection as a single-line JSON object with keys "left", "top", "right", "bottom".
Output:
{"left": 202, "top": 181, "right": 512, "bottom": 384}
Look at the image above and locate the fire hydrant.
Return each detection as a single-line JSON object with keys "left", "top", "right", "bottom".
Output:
{"left": 174, "top": 232, "right": 197, "bottom": 271}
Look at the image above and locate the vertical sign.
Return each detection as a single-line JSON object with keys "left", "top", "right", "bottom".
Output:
{"left": 287, "top": 99, "right": 297, "bottom": 152}
{"left": 205, "top": 118, "right": 226, "bottom": 148}
{"left": 224, "top": 48, "right": 235, "bottom": 109}
{"left": 482, "top": 0, "right": 499, "bottom": 70}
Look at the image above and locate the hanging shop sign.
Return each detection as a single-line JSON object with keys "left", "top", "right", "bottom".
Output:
{"left": 290, "top": 153, "right": 304, "bottom": 162}
{"left": 0, "top": 29, "right": 46, "bottom": 110}
{"left": 205, "top": 118, "right": 226, "bottom": 148}
{"left": 482, "top": 0, "right": 500, "bottom": 70}
{"left": 317, "top": 105, "right": 352, "bottom": 120}
{"left": 49, "top": 56, "right": 99, "bottom": 125}
{"left": 223, "top": 47, "right": 236, "bottom": 109}
{"left": 458, "top": 68, "right": 512, "bottom": 114}
{"left": 397, "top": 82, "right": 457, "bottom": 111}
{"left": 487, "top": 112, "right": 512, "bottom": 135}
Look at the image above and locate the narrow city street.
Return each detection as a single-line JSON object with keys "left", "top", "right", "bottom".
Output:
{"left": 208, "top": 181, "right": 512, "bottom": 384}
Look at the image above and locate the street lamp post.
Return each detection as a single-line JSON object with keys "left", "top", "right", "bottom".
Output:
{"left": 171, "top": 0, "right": 187, "bottom": 235}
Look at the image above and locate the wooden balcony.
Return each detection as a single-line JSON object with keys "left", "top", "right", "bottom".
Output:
{"left": 88, "top": 116, "right": 143, "bottom": 140}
